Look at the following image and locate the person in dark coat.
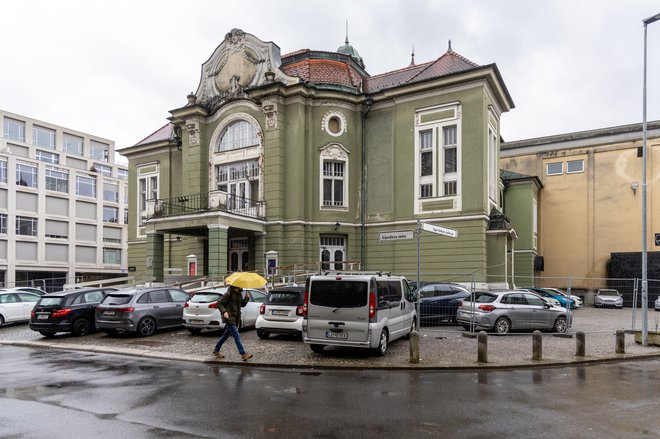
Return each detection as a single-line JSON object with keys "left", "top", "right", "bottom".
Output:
{"left": 213, "top": 285, "right": 253, "bottom": 361}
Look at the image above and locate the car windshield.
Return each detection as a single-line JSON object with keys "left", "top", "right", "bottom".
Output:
{"left": 191, "top": 292, "right": 222, "bottom": 303}
{"left": 38, "top": 297, "right": 64, "bottom": 306}
{"left": 473, "top": 292, "right": 497, "bottom": 303}
{"left": 267, "top": 291, "right": 303, "bottom": 305}
{"left": 599, "top": 290, "right": 619, "bottom": 296}
{"left": 309, "top": 280, "right": 368, "bottom": 308}
{"left": 101, "top": 294, "right": 133, "bottom": 305}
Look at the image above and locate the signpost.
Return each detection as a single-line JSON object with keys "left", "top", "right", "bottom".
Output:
{"left": 421, "top": 222, "right": 458, "bottom": 238}
{"left": 379, "top": 230, "right": 414, "bottom": 241}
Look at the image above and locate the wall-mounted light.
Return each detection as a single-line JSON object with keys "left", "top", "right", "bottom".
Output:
{"left": 631, "top": 181, "right": 639, "bottom": 194}
{"left": 334, "top": 222, "right": 340, "bottom": 231}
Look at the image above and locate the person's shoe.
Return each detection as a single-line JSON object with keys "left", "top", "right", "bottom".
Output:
{"left": 213, "top": 351, "right": 225, "bottom": 359}
{"left": 241, "top": 353, "right": 253, "bottom": 361}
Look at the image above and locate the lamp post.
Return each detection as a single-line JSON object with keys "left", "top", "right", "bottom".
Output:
{"left": 642, "top": 12, "right": 660, "bottom": 346}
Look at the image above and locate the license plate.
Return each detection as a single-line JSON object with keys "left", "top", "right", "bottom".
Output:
{"left": 272, "top": 310, "right": 288, "bottom": 316}
{"left": 325, "top": 331, "right": 348, "bottom": 339}
{"left": 189, "top": 320, "right": 204, "bottom": 325}
{"left": 37, "top": 314, "right": 49, "bottom": 320}
{"left": 104, "top": 310, "right": 116, "bottom": 316}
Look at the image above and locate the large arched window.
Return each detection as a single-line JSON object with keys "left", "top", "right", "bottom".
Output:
{"left": 217, "top": 120, "right": 259, "bottom": 152}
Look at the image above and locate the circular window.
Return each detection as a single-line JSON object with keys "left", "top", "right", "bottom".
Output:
{"left": 322, "top": 111, "right": 346, "bottom": 137}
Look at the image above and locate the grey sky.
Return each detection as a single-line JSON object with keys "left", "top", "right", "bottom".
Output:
{"left": 2, "top": 0, "right": 660, "bottom": 154}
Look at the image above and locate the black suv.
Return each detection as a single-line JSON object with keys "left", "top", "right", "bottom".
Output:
{"left": 30, "top": 287, "right": 117, "bottom": 337}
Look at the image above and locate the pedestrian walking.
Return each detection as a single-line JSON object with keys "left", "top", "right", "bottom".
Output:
{"left": 213, "top": 285, "right": 253, "bottom": 361}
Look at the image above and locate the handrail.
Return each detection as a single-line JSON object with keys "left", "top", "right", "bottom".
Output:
{"left": 146, "top": 189, "right": 265, "bottom": 220}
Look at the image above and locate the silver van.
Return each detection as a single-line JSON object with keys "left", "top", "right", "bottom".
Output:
{"left": 302, "top": 273, "right": 417, "bottom": 356}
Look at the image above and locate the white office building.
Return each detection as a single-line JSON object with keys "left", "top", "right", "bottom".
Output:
{"left": 0, "top": 110, "right": 128, "bottom": 291}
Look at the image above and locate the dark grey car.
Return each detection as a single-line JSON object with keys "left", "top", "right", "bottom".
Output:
{"left": 95, "top": 287, "right": 190, "bottom": 336}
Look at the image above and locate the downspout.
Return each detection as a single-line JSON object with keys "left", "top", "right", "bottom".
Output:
{"left": 360, "top": 98, "right": 373, "bottom": 270}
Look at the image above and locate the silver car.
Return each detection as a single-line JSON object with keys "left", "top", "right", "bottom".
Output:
{"left": 456, "top": 290, "right": 571, "bottom": 334}
{"left": 594, "top": 289, "right": 623, "bottom": 308}
{"left": 95, "top": 287, "right": 191, "bottom": 336}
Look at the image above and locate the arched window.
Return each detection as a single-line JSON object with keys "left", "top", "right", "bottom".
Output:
{"left": 217, "top": 120, "right": 258, "bottom": 152}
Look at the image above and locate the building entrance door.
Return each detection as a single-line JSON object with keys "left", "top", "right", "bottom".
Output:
{"left": 229, "top": 237, "right": 249, "bottom": 272}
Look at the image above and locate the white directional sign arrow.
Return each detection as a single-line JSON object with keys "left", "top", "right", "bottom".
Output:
{"left": 421, "top": 222, "right": 458, "bottom": 238}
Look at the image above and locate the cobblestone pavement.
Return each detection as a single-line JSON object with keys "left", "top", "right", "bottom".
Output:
{"left": 2, "top": 308, "right": 660, "bottom": 369}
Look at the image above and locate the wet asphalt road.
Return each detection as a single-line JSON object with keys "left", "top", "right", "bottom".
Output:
{"left": 2, "top": 346, "right": 659, "bottom": 438}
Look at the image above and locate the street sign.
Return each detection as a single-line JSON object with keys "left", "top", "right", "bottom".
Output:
{"left": 379, "top": 230, "right": 414, "bottom": 241}
{"left": 421, "top": 222, "right": 458, "bottom": 238}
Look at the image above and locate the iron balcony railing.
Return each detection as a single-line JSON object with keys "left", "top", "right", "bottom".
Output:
{"left": 145, "top": 190, "right": 265, "bottom": 220}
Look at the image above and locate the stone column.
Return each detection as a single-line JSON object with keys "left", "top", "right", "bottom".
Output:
{"left": 208, "top": 224, "right": 229, "bottom": 281}
{"left": 146, "top": 231, "right": 165, "bottom": 283}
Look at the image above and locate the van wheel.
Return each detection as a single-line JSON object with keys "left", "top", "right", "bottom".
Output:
{"left": 373, "top": 329, "right": 389, "bottom": 357}
{"left": 257, "top": 329, "right": 270, "bottom": 339}
{"left": 72, "top": 318, "right": 91, "bottom": 337}
{"left": 310, "top": 344, "right": 325, "bottom": 354}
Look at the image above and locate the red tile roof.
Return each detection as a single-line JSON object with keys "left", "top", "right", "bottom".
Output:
{"left": 135, "top": 123, "right": 172, "bottom": 146}
{"left": 282, "top": 55, "right": 364, "bottom": 90}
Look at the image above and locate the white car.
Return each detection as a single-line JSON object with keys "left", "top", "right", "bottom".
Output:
{"left": 544, "top": 288, "right": 583, "bottom": 308}
{"left": 183, "top": 287, "right": 266, "bottom": 334}
{"left": 0, "top": 291, "right": 41, "bottom": 326}
{"left": 256, "top": 286, "right": 305, "bottom": 339}
{"left": 594, "top": 289, "right": 623, "bottom": 308}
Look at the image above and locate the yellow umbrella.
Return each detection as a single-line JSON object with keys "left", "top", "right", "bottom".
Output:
{"left": 225, "top": 272, "right": 268, "bottom": 289}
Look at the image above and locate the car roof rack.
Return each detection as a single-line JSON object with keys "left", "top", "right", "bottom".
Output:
{"left": 319, "top": 271, "right": 394, "bottom": 277}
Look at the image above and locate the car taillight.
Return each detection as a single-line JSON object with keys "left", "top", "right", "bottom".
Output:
{"left": 260, "top": 304, "right": 265, "bottom": 315}
{"left": 457, "top": 300, "right": 463, "bottom": 308}
{"left": 369, "top": 291, "right": 376, "bottom": 321}
{"left": 303, "top": 290, "right": 308, "bottom": 316}
{"left": 478, "top": 304, "right": 496, "bottom": 313}
{"left": 296, "top": 305, "right": 304, "bottom": 316}
{"left": 31, "top": 310, "right": 36, "bottom": 318}
{"left": 116, "top": 307, "right": 135, "bottom": 313}
{"left": 208, "top": 302, "right": 218, "bottom": 309}
{"left": 184, "top": 301, "right": 189, "bottom": 308}
{"left": 52, "top": 308, "right": 72, "bottom": 318}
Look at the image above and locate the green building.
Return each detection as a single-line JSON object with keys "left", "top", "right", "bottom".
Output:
{"left": 120, "top": 29, "right": 520, "bottom": 287}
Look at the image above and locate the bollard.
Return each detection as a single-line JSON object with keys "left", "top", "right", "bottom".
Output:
{"left": 409, "top": 330, "right": 420, "bottom": 364}
{"left": 532, "top": 330, "right": 543, "bottom": 360}
{"left": 575, "top": 331, "right": 586, "bottom": 357}
{"left": 615, "top": 329, "right": 625, "bottom": 354}
{"left": 478, "top": 331, "right": 488, "bottom": 363}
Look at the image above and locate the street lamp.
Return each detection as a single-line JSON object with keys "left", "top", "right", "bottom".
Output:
{"left": 641, "top": 12, "right": 660, "bottom": 346}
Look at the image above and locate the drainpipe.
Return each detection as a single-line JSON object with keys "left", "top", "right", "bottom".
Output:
{"left": 360, "top": 98, "right": 373, "bottom": 270}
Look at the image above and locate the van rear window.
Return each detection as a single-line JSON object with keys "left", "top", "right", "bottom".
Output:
{"left": 310, "top": 280, "right": 368, "bottom": 308}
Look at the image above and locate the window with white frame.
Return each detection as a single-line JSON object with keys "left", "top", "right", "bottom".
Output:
{"left": 16, "top": 163, "right": 37, "bottom": 188}
{"left": 103, "top": 181, "right": 118, "bottom": 203}
{"left": 320, "top": 235, "right": 345, "bottom": 270}
{"left": 36, "top": 150, "right": 59, "bottom": 164}
{"left": 0, "top": 159, "right": 6, "bottom": 184}
{"left": 16, "top": 216, "right": 37, "bottom": 236}
{"left": 533, "top": 197, "right": 538, "bottom": 250}
{"left": 217, "top": 120, "right": 258, "bottom": 152}
{"left": 63, "top": 133, "right": 83, "bottom": 156}
{"left": 45, "top": 167, "right": 68, "bottom": 192}
{"left": 319, "top": 144, "right": 349, "bottom": 209}
{"left": 94, "top": 164, "right": 112, "bottom": 177}
{"left": 138, "top": 164, "right": 159, "bottom": 230}
{"left": 103, "top": 206, "right": 119, "bottom": 223}
{"left": 33, "top": 125, "right": 55, "bottom": 149}
{"left": 488, "top": 125, "right": 498, "bottom": 202}
{"left": 90, "top": 140, "right": 109, "bottom": 162}
{"left": 76, "top": 174, "right": 96, "bottom": 197}
{"left": 0, "top": 214, "right": 6, "bottom": 234}
{"left": 4, "top": 117, "right": 25, "bottom": 142}
{"left": 117, "top": 168, "right": 128, "bottom": 180}
{"left": 546, "top": 162, "right": 563, "bottom": 176}
{"left": 103, "top": 248, "right": 121, "bottom": 265}
{"left": 414, "top": 104, "right": 461, "bottom": 208}
{"left": 567, "top": 159, "right": 584, "bottom": 174}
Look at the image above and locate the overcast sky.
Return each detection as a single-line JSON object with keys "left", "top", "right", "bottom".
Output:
{"left": 2, "top": 0, "right": 660, "bottom": 158}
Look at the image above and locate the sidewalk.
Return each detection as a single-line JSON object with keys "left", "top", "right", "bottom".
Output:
{"left": 2, "top": 308, "right": 660, "bottom": 369}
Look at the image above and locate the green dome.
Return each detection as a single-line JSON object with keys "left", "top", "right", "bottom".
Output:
{"left": 337, "top": 38, "right": 365, "bottom": 68}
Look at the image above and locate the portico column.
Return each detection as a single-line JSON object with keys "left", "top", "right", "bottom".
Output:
{"left": 146, "top": 231, "right": 165, "bottom": 283}
{"left": 208, "top": 224, "right": 228, "bottom": 282}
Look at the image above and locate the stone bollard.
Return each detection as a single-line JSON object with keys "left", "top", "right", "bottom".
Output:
{"left": 532, "top": 330, "right": 543, "bottom": 360}
{"left": 615, "top": 329, "right": 625, "bottom": 354}
{"left": 478, "top": 331, "right": 488, "bottom": 363}
{"left": 575, "top": 331, "right": 586, "bottom": 357}
{"left": 409, "top": 330, "right": 420, "bottom": 364}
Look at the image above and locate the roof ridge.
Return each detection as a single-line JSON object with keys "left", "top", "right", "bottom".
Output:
{"left": 135, "top": 123, "right": 171, "bottom": 146}
{"left": 406, "top": 50, "right": 479, "bottom": 83}
{"left": 369, "top": 61, "right": 431, "bottom": 79}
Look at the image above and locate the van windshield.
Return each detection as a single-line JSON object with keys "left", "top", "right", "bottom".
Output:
{"left": 310, "top": 280, "right": 368, "bottom": 308}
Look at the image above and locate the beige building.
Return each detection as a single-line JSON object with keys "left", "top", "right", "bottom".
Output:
{"left": 501, "top": 120, "right": 660, "bottom": 289}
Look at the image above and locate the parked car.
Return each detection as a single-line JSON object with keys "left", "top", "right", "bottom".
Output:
{"left": 0, "top": 287, "right": 47, "bottom": 296}
{"left": 518, "top": 288, "right": 563, "bottom": 308}
{"left": 415, "top": 283, "right": 471, "bottom": 325}
{"left": 524, "top": 287, "right": 575, "bottom": 308}
{"left": 543, "top": 287, "right": 583, "bottom": 308}
{"left": 95, "top": 287, "right": 191, "bottom": 336}
{"left": 0, "top": 290, "right": 41, "bottom": 326}
{"left": 594, "top": 289, "right": 623, "bottom": 308}
{"left": 303, "top": 273, "right": 417, "bottom": 356}
{"left": 29, "top": 287, "right": 117, "bottom": 337}
{"left": 183, "top": 287, "right": 266, "bottom": 334}
{"left": 256, "top": 286, "right": 305, "bottom": 339}
{"left": 456, "top": 290, "right": 571, "bottom": 334}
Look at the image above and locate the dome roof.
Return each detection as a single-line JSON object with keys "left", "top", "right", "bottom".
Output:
{"left": 337, "top": 38, "right": 364, "bottom": 68}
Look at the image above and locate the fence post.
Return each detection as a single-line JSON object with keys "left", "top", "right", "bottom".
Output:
{"left": 532, "top": 330, "right": 543, "bottom": 360}
{"left": 616, "top": 329, "right": 625, "bottom": 354}
{"left": 478, "top": 331, "right": 488, "bottom": 363}
{"left": 575, "top": 331, "right": 586, "bottom": 357}
{"left": 409, "top": 330, "right": 420, "bottom": 364}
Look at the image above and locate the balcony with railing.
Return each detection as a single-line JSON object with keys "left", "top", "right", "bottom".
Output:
{"left": 145, "top": 190, "right": 265, "bottom": 220}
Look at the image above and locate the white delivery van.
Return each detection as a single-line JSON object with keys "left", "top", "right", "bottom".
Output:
{"left": 302, "top": 272, "right": 417, "bottom": 356}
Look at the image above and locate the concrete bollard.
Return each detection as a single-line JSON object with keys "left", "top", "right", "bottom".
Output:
{"left": 575, "top": 331, "right": 586, "bottom": 357}
{"left": 532, "top": 330, "right": 543, "bottom": 360}
{"left": 616, "top": 329, "right": 625, "bottom": 354}
{"left": 478, "top": 331, "right": 488, "bottom": 363}
{"left": 409, "top": 330, "right": 420, "bottom": 364}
